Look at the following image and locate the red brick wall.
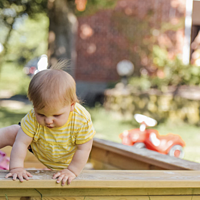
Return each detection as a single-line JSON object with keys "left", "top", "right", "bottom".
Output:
{"left": 75, "top": 0, "right": 186, "bottom": 82}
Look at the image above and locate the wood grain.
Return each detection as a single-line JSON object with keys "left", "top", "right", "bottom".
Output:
{"left": 91, "top": 138, "right": 200, "bottom": 170}
{"left": 1, "top": 170, "right": 200, "bottom": 189}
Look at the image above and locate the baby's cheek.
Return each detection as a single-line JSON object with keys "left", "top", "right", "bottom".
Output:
{"left": 36, "top": 117, "right": 43, "bottom": 125}
{"left": 57, "top": 119, "right": 67, "bottom": 127}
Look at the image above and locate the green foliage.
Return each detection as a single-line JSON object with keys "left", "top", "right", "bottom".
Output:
{"left": 152, "top": 45, "right": 169, "bottom": 68}
{"left": 0, "top": 0, "right": 117, "bottom": 65}
{"left": 160, "top": 18, "right": 185, "bottom": 33}
{"left": 152, "top": 45, "right": 200, "bottom": 88}
{"left": 76, "top": 0, "right": 117, "bottom": 16}
{"left": 129, "top": 76, "right": 151, "bottom": 91}
{"left": 0, "top": 14, "right": 48, "bottom": 66}
{"left": 0, "top": 0, "right": 48, "bottom": 67}
{"left": 130, "top": 45, "right": 200, "bottom": 90}
{"left": 0, "top": 0, "right": 48, "bottom": 17}
{"left": 8, "top": 13, "right": 49, "bottom": 64}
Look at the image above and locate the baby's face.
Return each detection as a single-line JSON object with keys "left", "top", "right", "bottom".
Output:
{"left": 34, "top": 103, "right": 75, "bottom": 128}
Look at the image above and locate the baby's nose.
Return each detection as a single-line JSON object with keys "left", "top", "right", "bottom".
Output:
{"left": 45, "top": 117, "right": 53, "bottom": 124}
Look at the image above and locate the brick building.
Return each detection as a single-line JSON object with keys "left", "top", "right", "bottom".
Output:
{"left": 75, "top": 0, "right": 199, "bottom": 105}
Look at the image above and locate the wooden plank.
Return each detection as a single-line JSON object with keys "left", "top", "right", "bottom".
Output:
{"left": 30, "top": 198, "right": 84, "bottom": 200}
{"left": 90, "top": 147, "right": 165, "bottom": 170}
{"left": 143, "top": 197, "right": 196, "bottom": 200}
{"left": 0, "top": 198, "right": 21, "bottom": 200}
{"left": 81, "top": 197, "right": 198, "bottom": 200}
{"left": 1, "top": 170, "right": 200, "bottom": 189}
{"left": 91, "top": 138, "right": 200, "bottom": 170}
{"left": 1, "top": 196, "right": 199, "bottom": 200}
{"left": 89, "top": 159, "right": 120, "bottom": 170}
{"left": 192, "top": 1, "right": 200, "bottom": 25}
{"left": 149, "top": 197, "right": 199, "bottom": 200}
{"left": 1, "top": 188, "right": 200, "bottom": 197}
{"left": 30, "top": 197, "right": 149, "bottom": 200}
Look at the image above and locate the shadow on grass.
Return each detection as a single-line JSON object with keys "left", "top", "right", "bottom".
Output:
{"left": 120, "top": 119, "right": 137, "bottom": 127}
{"left": 0, "top": 107, "right": 28, "bottom": 127}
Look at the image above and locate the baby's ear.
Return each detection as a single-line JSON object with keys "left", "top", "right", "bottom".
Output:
{"left": 70, "top": 102, "right": 75, "bottom": 111}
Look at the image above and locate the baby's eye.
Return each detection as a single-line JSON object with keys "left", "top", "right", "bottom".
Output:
{"left": 38, "top": 114, "right": 45, "bottom": 117}
{"left": 54, "top": 114, "right": 61, "bottom": 117}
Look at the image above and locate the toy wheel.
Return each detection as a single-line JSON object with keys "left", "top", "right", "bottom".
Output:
{"left": 133, "top": 142, "right": 146, "bottom": 149}
{"left": 168, "top": 145, "right": 184, "bottom": 158}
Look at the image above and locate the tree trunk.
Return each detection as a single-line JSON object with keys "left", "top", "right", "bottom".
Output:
{"left": 47, "top": 0, "right": 77, "bottom": 77}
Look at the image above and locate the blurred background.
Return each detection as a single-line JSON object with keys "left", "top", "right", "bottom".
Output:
{"left": 1, "top": 0, "right": 200, "bottom": 162}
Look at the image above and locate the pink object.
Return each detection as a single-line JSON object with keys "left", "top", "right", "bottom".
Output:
{"left": 0, "top": 150, "right": 9, "bottom": 170}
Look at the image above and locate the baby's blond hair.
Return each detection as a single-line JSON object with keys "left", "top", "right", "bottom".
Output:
{"left": 28, "top": 61, "right": 79, "bottom": 109}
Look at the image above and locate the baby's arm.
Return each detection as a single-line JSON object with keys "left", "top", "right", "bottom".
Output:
{"left": 5, "top": 128, "right": 33, "bottom": 182}
{"left": 53, "top": 138, "right": 93, "bottom": 185}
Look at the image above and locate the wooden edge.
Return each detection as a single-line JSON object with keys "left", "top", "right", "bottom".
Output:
{"left": 1, "top": 170, "right": 200, "bottom": 189}
{"left": 192, "top": 1, "right": 200, "bottom": 25}
{"left": 92, "top": 138, "right": 200, "bottom": 170}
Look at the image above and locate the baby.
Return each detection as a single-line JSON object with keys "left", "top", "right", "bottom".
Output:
{"left": 0, "top": 63, "right": 95, "bottom": 185}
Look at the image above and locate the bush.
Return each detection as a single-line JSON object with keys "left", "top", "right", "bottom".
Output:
{"left": 130, "top": 45, "right": 200, "bottom": 91}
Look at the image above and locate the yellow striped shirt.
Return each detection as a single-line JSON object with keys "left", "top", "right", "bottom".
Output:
{"left": 21, "top": 103, "right": 95, "bottom": 170}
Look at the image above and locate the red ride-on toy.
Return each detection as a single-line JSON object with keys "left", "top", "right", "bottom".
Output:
{"left": 119, "top": 114, "right": 185, "bottom": 158}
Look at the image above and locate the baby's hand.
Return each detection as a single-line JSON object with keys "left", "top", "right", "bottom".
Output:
{"left": 5, "top": 168, "right": 32, "bottom": 182}
{"left": 53, "top": 169, "right": 76, "bottom": 186}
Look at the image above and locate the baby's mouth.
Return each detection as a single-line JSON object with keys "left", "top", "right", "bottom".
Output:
{"left": 46, "top": 125, "right": 54, "bottom": 128}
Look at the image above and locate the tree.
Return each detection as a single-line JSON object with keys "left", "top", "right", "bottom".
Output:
{"left": 47, "top": 0, "right": 77, "bottom": 76}
{"left": 0, "top": 0, "right": 116, "bottom": 76}
{"left": 0, "top": 0, "right": 78, "bottom": 76}
{"left": 0, "top": 0, "right": 48, "bottom": 70}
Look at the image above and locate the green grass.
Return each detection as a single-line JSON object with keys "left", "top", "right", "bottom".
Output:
{"left": 88, "top": 106, "right": 134, "bottom": 143}
{"left": 0, "top": 105, "right": 32, "bottom": 127}
{"left": 0, "top": 63, "right": 30, "bottom": 95}
{"left": 1, "top": 63, "right": 200, "bottom": 163}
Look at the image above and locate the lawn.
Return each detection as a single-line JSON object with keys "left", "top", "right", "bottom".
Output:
{"left": 1, "top": 63, "right": 200, "bottom": 163}
{"left": 0, "top": 63, "right": 30, "bottom": 96}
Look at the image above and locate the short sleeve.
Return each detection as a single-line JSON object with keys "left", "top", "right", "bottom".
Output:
{"left": 21, "top": 109, "right": 36, "bottom": 138}
{"left": 75, "top": 119, "right": 95, "bottom": 145}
